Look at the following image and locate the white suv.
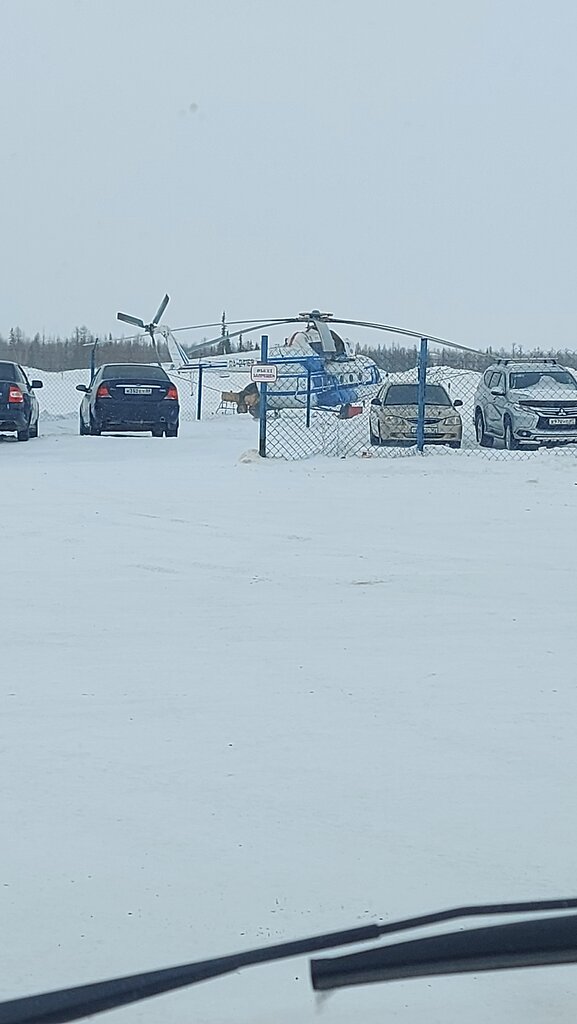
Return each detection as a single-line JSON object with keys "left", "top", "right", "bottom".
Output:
{"left": 473, "top": 359, "right": 577, "bottom": 449}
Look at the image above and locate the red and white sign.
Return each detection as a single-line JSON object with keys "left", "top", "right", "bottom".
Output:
{"left": 250, "top": 364, "right": 278, "bottom": 383}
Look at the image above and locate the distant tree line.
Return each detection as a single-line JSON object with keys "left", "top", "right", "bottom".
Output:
{"left": 0, "top": 327, "right": 169, "bottom": 371}
{"left": 355, "top": 342, "right": 577, "bottom": 373}
{"left": 0, "top": 326, "right": 258, "bottom": 371}
{"left": 2, "top": 325, "right": 577, "bottom": 373}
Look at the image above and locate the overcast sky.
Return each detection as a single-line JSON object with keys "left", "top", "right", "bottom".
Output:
{"left": 1, "top": 0, "right": 576, "bottom": 350}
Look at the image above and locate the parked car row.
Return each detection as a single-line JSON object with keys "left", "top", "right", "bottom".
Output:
{"left": 369, "top": 358, "right": 577, "bottom": 451}
{"left": 0, "top": 362, "right": 180, "bottom": 441}
{"left": 4, "top": 355, "right": 577, "bottom": 451}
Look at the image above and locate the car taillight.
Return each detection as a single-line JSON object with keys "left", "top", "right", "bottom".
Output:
{"left": 8, "top": 386, "right": 24, "bottom": 403}
{"left": 96, "top": 384, "right": 110, "bottom": 398}
{"left": 165, "top": 385, "right": 178, "bottom": 400}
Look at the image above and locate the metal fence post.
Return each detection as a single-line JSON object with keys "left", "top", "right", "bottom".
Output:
{"left": 196, "top": 363, "right": 204, "bottom": 421}
{"left": 417, "top": 338, "right": 428, "bottom": 453}
{"left": 306, "top": 367, "right": 312, "bottom": 427}
{"left": 259, "top": 335, "right": 268, "bottom": 457}
{"left": 90, "top": 338, "right": 99, "bottom": 381}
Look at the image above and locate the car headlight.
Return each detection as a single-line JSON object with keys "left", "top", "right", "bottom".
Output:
{"left": 510, "top": 403, "right": 526, "bottom": 413}
{"left": 443, "top": 415, "right": 461, "bottom": 426}
{"left": 383, "top": 415, "right": 404, "bottom": 425}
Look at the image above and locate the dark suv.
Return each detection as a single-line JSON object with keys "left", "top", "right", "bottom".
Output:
{"left": 474, "top": 358, "right": 577, "bottom": 449}
{"left": 0, "top": 361, "right": 43, "bottom": 441}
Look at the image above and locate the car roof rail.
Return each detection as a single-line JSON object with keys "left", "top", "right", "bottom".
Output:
{"left": 494, "top": 357, "right": 559, "bottom": 366}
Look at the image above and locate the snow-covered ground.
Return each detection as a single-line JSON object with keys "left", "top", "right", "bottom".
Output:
{"left": 3, "top": 416, "right": 577, "bottom": 1023}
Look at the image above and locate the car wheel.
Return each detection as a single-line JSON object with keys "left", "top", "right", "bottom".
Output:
{"left": 369, "top": 421, "right": 380, "bottom": 445}
{"left": 165, "top": 424, "right": 179, "bottom": 437}
{"left": 79, "top": 416, "right": 88, "bottom": 435}
{"left": 151, "top": 426, "right": 164, "bottom": 437}
{"left": 504, "top": 417, "right": 519, "bottom": 451}
{"left": 30, "top": 420, "right": 39, "bottom": 438}
{"left": 449, "top": 440, "right": 461, "bottom": 449}
{"left": 475, "top": 409, "right": 494, "bottom": 448}
{"left": 89, "top": 417, "right": 101, "bottom": 436}
{"left": 17, "top": 427, "right": 30, "bottom": 442}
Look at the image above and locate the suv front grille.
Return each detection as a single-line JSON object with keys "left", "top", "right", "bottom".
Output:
{"left": 519, "top": 401, "right": 577, "bottom": 415}
{"left": 406, "top": 416, "right": 442, "bottom": 424}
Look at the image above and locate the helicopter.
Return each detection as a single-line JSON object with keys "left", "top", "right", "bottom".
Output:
{"left": 117, "top": 300, "right": 382, "bottom": 416}
{"left": 116, "top": 297, "right": 483, "bottom": 417}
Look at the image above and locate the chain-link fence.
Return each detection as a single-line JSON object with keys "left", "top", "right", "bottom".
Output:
{"left": 260, "top": 344, "right": 577, "bottom": 459}
{"left": 23, "top": 360, "right": 257, "bottom": 425}
{"left": 26, "top": 346, "right": 577, "bottom": 460}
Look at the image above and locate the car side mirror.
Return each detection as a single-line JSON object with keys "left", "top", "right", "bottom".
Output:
{"left": 371, "top": 398, "right": 382, "bottom": 406}
{"left": 491, "top": 388, "right": 505, "bottom": 397}
{"left": 76, "top": 384, "right": 90, "bottom": 393}
{"left": 453, "top": 399, "right": 463, "bottom": 408}
{"left": 30, "top": 380, "right": 43, "bottom": 389}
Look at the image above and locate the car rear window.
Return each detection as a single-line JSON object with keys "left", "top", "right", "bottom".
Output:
{"left": 100, "top": 364, "right": 170, "bottom": 381}
{"left": 385, "top": 384, "right": 452, "bottom": 406}
{"left": 0, "top": 362, "right": 19, "bottom": 382}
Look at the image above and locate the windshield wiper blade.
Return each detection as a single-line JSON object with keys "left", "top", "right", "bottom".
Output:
{"left": 311, "top": 913, "right": 577, "bottom": 990}
{"left": 0, "top": 924, "right": 382, "bottom": 1024}
{"left": 1, "top": 898, "right": 577, "bottom": 1024}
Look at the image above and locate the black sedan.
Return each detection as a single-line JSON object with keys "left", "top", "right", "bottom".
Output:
{"left": 77, "top": 363, "right": 180, "bottom": 437}
{"left": 0, "top": 361, "right": 43, "bottom": 441}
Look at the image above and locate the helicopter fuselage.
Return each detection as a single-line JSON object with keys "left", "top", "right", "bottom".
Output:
{"left": 263, "top": 330, "right": 381, "bottom": 410}
{"left": 265, "top": 349, "right": 381, "bottom": 410}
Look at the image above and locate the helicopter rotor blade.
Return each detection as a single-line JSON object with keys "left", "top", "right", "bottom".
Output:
{"left": 168, "top": 318, "right": 298, "bottom": 336}
{"left": 152, "top": 294, "right": 170, "bottom": 327}
{"left": 116, "top": 308, "right": 485, "bottom": 359}
{"left": 183, "top": 319, "right": 301, "bottom": 358}
{"left": 117, "top": 313, "right": 145, "bottom": 329}
{"left": 214, "top": 317, "right": 299, "bottom": 327}
{"left": 117, "top": 318, "right": 294, "bottom": 346}
{"left": 328, "top": 319, "right": 485, "bottom": 357}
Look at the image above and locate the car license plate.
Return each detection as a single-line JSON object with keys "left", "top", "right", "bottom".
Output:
{"left": 410, "top": 427, "right": 441, "bottom": 435}
{"left": 549, "top": 417, "right": 575, "bottom": 425}
{"left": 124, "top": 387, "right": 152, "bottom": 395}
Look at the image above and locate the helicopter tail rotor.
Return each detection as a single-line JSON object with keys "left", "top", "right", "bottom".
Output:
{"left": 117, "top": 312, "right": 145, "bottom": 329}
{"left": 152, "top": 294, "right": 170, "bottom": 328}
{"left": 116, "top": 294, "right": 170, "bottom": 336}
{"left": 116, "top": 295, "right": 171, "bottom": 366}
